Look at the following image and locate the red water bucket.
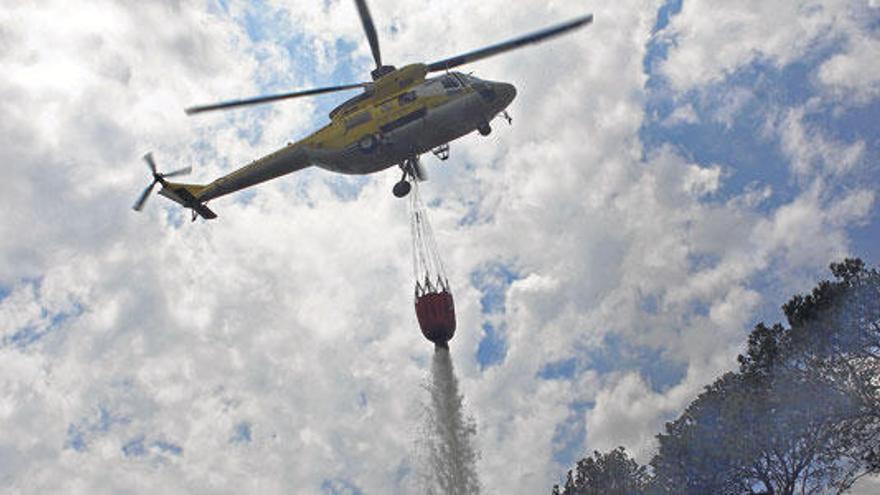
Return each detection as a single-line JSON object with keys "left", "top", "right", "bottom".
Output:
{"left": 415, "top": 290, "right": 456, "bottom": 347}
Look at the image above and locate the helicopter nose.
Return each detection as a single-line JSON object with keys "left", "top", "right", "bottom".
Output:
{"left": 496, "top": 82, "right": 517, "bottom": 107}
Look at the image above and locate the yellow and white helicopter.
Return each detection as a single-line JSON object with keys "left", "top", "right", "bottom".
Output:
{"left": 133, "top": 0, "right": 593, "bottom": 220}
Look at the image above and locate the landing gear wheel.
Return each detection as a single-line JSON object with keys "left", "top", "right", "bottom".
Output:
{"left": 478, "top": 122, "right": 492, "bottom": 136}
{"left": 393, "top": 180, "right": 412, "bottom": 198}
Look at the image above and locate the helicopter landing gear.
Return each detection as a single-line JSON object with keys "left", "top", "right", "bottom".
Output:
{"left": 393, "top": 159, "right": 415, "bottom": 198}
{"left": 392, "top": 157, "right": 425, "bottom": 198}
{"left": 478, "top": 122, "right": 492, "bottom": 136}
{"left": 393, "top": 180, "right": 412, "bottom": 198}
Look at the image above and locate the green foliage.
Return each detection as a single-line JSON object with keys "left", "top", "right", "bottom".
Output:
{"left": 552, "top": 447, "right": 650, "bottom": 495}
{"left": 652, "top": 258, "right": 880, "bottom": 494}
{"left": 551, "top": 259, "right": 880, "bottom": 495}
{"left": 651, "top": 365, "right": 862, "bottom": 494}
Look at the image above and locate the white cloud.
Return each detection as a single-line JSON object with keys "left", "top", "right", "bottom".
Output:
{"left": 819, "top": 34, "right": 880, "bottom": 104}
{"left": 662, "top": 102, "right": 699, "bottom": 126}
{"left": 770, "top": 107, "right": 866, "bottom": 178}
{"left": 658, "top": 1, "right": 860, "bottom": 92}
{"left": 682, "top": 163, "right": 723, "bottom": 197}
{"left": 752, "top": 182, "right": 874, "bottom": 272}
{"left": 584, "top": 372, "right": 696, "bottom": 461}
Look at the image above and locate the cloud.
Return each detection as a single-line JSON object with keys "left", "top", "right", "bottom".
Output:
{"left": 657, "top": 1, "right": 856, "bottom": 92}
{"left": 818, "top": 34, "right": 880, "bottom": 104}
{"left": 662, "top": 102, "right": 699, "bottom": 126}
{"left": 771, "top": 106, "right": 866, "bottom": 178}
{"left": 584, "top": 373, "right": 680, "bottom": 459}
{"left": 0, "top": 0, "right": 878, "bottom": 493}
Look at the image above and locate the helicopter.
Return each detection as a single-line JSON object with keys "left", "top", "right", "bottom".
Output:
{"left": 133, "top": 0, "right": 594, "bottom": 220}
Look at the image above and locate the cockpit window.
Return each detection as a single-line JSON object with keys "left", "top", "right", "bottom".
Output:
{"left": 472, "top": 79, "right": 497, "bottom": 102}
{"left": 441, "top": 75, "right": 459, "bottom": 89}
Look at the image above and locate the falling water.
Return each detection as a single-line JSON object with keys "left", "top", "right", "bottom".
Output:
{"left": 419, "top": 345, "right": 481, "bottom": 495}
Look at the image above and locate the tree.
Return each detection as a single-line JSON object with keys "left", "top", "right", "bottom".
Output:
{"left": 783, "top": 259, "right": 880, "bottom": 415}
{"left": 650, "top": 367, "right": 861, "bottom": 494}
{"left": 552, "top": 259, "right": 880, "bottom": 494}
{"left": 780, "top": 259, "right": 880, "bottom": 491}
{"left": 651, "top": 259, "right": 880, "bottom": 494}
{"left": 552, "top": 447, "right": 650, "bottom": 495}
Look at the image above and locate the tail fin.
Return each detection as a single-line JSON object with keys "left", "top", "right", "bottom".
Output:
{"left": 158, "top": 182, "right": 218, "bottom": 220}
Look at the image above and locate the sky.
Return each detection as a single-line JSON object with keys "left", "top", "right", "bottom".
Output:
{"left": 1, "top": 0, "right": 878, "bottom": 493}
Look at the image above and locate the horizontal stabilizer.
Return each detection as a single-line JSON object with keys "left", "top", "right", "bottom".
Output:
{"left": 158, "top": 182, "right": 218, "bottom": 220}
{"left": 193, "top": 203, "right": 217, "bottom": 220}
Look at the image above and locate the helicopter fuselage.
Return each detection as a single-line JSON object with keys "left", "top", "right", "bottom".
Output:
{"left": 307, "top": 70, "right": 516, "bottom": 175}
{"left": 186, "top": 66, "right": 515, "bottom": 203}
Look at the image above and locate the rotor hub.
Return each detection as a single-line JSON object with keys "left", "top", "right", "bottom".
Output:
{"left": 370, "top": 65, "right": 397, "bottom": 80}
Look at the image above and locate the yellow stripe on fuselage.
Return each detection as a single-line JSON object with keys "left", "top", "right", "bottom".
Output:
{"left": 301, "top": 81, "right": 470, "bottom": 153}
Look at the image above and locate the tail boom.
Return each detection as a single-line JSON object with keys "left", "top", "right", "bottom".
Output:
{"left": 156, "top": 144, "right": 312, "bottom": 220}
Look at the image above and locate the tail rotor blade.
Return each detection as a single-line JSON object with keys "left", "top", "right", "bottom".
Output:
{"left": 133, "top": 181, "right": 157, "bottom": 212}
{"left": 354, "top": 0, "right": 382, "bottom": 69}
{"left": 163, "top": 166, "right": 192, "bottom": 178}
{"left": 143, "top": 152, "right": 158, "bottom": 174}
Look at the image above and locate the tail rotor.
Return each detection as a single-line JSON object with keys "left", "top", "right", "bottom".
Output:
{"left": 132, "top": 153, "right": 191, "bottom": 212}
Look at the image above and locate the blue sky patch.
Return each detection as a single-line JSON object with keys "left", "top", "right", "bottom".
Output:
{"left": 321, "top": 478, "right": 363, "bottom": 495}
{"left": 122, "top": 436, "right": 147, "bottom": 457}
{"left": 4, "top": 302, "right": 84, "bottom": 350}
{"left": 153, "top": 440, "right": 183, "bottom": 456}
{"left": 538, "top": 358, "right": 578, "bottom": 381}
{"left": 393, "top": 462, "right": 412, "bottom": 488}
{"left": 472, "top": 262, "right": 520, "bottom": 369}
{"left": 476, "top": 321, "right": 507, "bottom": 370}
{"left": 231, "top": 422, "right": 253, "bottom": 445}
{"left": 326, "top": 175, "right": 371, "bottom": 202}
{"left": 587, "top": 334, "right": 687, "bottom": 393}
{"left": 8, "top": 326, "right": 42, "bottom": 348}
{"left": 551, "top": 400, "right": 594, "bottom": 467}
{"left": 652, "top": 0, "right": 683, "bottom": 34}
{"left": 64, "top": 405, "right": 131, "bottom": 453}
{"left": 64, "top": 424, "right": 87, "bottom": 452}
{"left": 470, "top": 262, "right": 520, "bottom": 315}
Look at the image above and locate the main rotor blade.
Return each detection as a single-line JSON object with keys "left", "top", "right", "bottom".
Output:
{"left": 185, "top": 83, "right": 369, "bottom": 115}
{"left": 426, "top": 13, "right": 594, "bottom": 73}
{"left": 133, "top": 181, "right": 157, "bottom": 212}
{"left": 143, "top": 152, "right": 157, "bottom": 174}
{"left": 354, "top": 0, "right": 382, "bottom": 69}
{"left": 162, "top": 166, "right": 192, "bottom": 178}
